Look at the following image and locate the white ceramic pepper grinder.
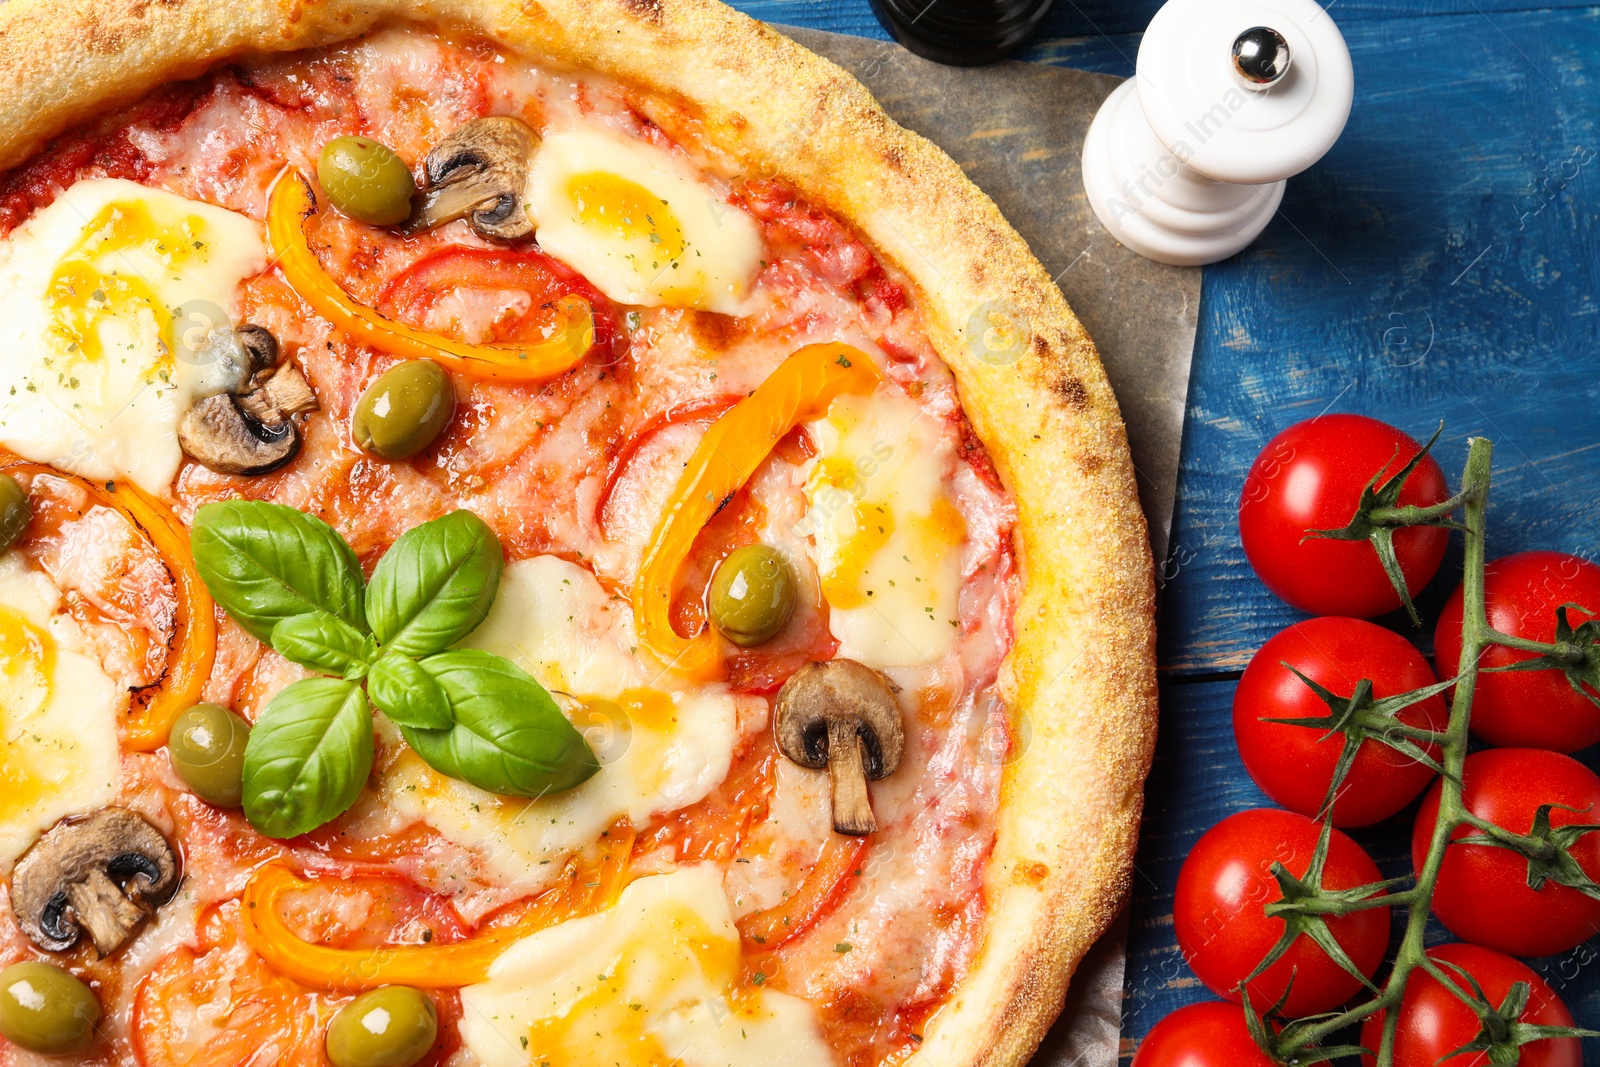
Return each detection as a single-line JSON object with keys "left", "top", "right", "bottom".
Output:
{"left": 1081, "top": 0, "right": 1354, "bottom": 266}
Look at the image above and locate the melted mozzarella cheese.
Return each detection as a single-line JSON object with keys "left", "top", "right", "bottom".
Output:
{"left": 464, "top": 553, "right": 643, "bottom": 698}
{"left": 376, "top": 557, "right": 737, "bottom": 887}
{"left": 800, "top": 390, "right": 967, "bottom": 669}
{"left": 461, "top": 867, "right": 836, "bottom": 1067}
{"left": 527, "top": 129, "right": 764, "bottom": 314}
{"left": 0, "top": 555, "right": 122, "bottom": 870}
{"left": 0, "top": 179, "right": 267, "bottom": 495}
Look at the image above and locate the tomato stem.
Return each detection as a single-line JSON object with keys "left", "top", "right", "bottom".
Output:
{"left": 1266, "top": 441, "right": 1600, "bottom": 1065}
{"left": 1378, "top": 438, "right": 1491, "bottom": 1063}
{"left": 1481, "top": 626, "right": 1589, "bottom": 665}
{"left": 1452, "top": 809, "right": 1562, "bottom": 863}
{"left": 1366, "top": 487, "right": 1473, "bottom": 527}
{"left": 1267, "top": 438, "right": 1495, "bottom": 1066}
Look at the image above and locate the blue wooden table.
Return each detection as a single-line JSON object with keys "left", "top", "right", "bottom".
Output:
{"left": 727, "top": 0, "right": 1600, "bottom": 1059}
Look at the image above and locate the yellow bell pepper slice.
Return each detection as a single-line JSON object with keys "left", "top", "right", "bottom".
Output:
{"left": 241, "top": 825, "right": 634, "bottom": 991}
{"left": 632, "top": 343, "right": 881, "bottom": 679}
{"left": 0, "top": 455, "right": 215, "bottom": 751}
{"left": 266, "top": 170, "right": 595, "bottom": 382}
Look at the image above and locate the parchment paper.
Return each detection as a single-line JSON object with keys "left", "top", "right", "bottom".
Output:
{"left": 777, "top": 27, "right": 1203, "bottom": 1066}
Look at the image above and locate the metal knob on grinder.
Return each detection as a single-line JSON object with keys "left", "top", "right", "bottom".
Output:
{"left": 1232, "top": 26, "right": 1292, "bottom": 87}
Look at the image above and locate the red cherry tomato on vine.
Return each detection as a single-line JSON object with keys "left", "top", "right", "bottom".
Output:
{"left": 1360, "top": 943, "right": 1580, "bottom": 1067}
{"left": 1131, "top": 1001, "right": 1277, "bottom": 1067}
{"left": 1174, "top": 808, "right": 1390, "bottom": 1016}
{"left": 1234, "top": 617, "right": 1446, "bottom": 827}
{"left": 1239, "top": 415, "right": 1450, "bottom": 618}
{"left": 1434, "top": 551, "right": 1600, "bottom": 751}
{"left": 1413, "top": 748, "right": 1600, "bottom": 958}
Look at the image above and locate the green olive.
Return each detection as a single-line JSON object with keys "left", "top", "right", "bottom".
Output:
{"left": 326, "top": 986, "right": 438, "bottom": 1067}
{"left": 317, "top": 137, "right": 417, "bottom": 227}
{"left": 168, "top": 703, "right": 251, "bottom": 808}
{"left": 0, "top": 962, "right": 100, "bottom": 1055}
{"left": 708, "top": 544, "right": 797, "bottom": 647}
{"left": 0, "top": 474, "right": 32, "bottom": 553}
{"left": 352, "top": 361, "right": 456, "bottom": 460}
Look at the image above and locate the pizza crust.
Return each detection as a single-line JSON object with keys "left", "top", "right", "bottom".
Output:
{"left": 0, "top": 1, "right": 1159, "bottom": 1063}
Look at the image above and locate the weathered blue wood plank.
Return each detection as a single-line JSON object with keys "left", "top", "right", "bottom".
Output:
{"left": 736, "top": 0, "right": 1600, "bottom": 50}
{"left": 1020, "top": 32, "right": 1140, "bottom": 75}
{"left": 1123, "top": 678, "right": 1600, "bottom": 1062}
{"left": 1152, "top": 6, "right": 1600, "bottom": 674}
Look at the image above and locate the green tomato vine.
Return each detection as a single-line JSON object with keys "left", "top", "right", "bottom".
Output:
{"left": 1238, "top": 435, "right": 1600, "bottom": 1065}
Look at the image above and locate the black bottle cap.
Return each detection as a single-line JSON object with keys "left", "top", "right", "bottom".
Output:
{"left": 869, "top": 0, "right": 1056, "bottom": 67}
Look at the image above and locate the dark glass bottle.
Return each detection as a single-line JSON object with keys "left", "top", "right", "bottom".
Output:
{"left": 869, "top": 0, "right": 1056, "bottom": 66}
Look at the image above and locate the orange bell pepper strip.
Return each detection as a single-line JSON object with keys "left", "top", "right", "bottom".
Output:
{"left": 241, "top": 824, "right": 635, "bottom": 991}
{"left": 632, "top": 343, "right": 881, "bottom": 679}
{"left": 115, "top": 482, "right": 217, "bottom": 751}
{"left": 266, "top": 170, "right": 595, "bottom": 382}
{"left": 736, "top": 833, "right": 870, "bottom": 950}
{"left": 0, "top": 456, "right": 215, "bottom": 751}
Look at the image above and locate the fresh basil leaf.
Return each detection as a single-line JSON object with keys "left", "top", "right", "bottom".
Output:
{"left": 401, "top": 649, "right": 598, "bottom": 797}
{"left": 192, "top": 501, "right": 368, "bottom": 643}
{"left": 242, "top": 678, "right": 374, "bottom": 839}
{"left": 367, "top": 652, "right": 454, "bottom": 731}
{"left": 366, "top": 510, "right": 503, "bottom": 658}
{"left": 271, "top": 612, "right": 374, "bottom": 678}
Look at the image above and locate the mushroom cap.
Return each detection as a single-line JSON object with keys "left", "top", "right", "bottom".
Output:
{"left": 406, "top": 116, "right": 539, "bottom": 240}
{"left": 179, "top": 326, "right": 318, "bottom": 477}
{"left": 11, "top": 808, "right": 180, "bottom": 953}
{"left": 773, "top": 659, "right": 904, "bottom": 779}
{"left": 192, "top": 322, "right": 278, "bottom": 400}
{"left": 233, "top": 323, "right": 279, "bottom": 374}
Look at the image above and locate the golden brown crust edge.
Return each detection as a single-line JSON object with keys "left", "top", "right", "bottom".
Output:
{"left": 0, "top": 1, "right": 1160, "bottom": 1063}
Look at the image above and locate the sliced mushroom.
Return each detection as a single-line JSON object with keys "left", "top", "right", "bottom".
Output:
{"left": 179, "top": 325, "right": 319, "bottom": 476}
{"left": 236, "top": 362, "right": 318, "bottom": 426}
{"left": 191, "top": 322, "right": 277, "bottom": 399}
{"left": 774, "top": 659, "right": 905, "bottom": 836}
{"left": 10, "top": 808, "right": 181, "bottom": 957}
{"left": 404, "top": 116, "right": 539, "bottom": 240}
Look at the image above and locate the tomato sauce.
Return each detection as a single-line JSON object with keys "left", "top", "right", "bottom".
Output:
{"left": 0, "top": 82, "right": 205, "bottom": 235}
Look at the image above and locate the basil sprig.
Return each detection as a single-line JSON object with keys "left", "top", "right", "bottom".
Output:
{"left": 191, "top": 504, "right": 599, "bottom": 839}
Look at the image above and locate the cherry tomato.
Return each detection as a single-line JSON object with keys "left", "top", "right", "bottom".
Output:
{"left": 1174, "top": 808, "right": 1390, "bottom": 1016}
{"left": 1239, "top": 415, "right": 1450, "bottom": 618}
{"left": 1131, "top": 1001, "right": 1277, "bottom": 1067}
{"left": 1413, "top": 748, "right": 1600, "bottom": 957}
{"left": 1434, "top": 551, "right": 1600, "bottom": 751}
{"left": 1360, "top": 943, "right": 1580, "bottom": 1067}
{"left": 1235, "top": 617, "right": 1445, "bottom": 827}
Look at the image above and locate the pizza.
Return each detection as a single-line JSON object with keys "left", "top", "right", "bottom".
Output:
{"left": 0, "top": 1, "right": 1157, "bottom": 1065}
